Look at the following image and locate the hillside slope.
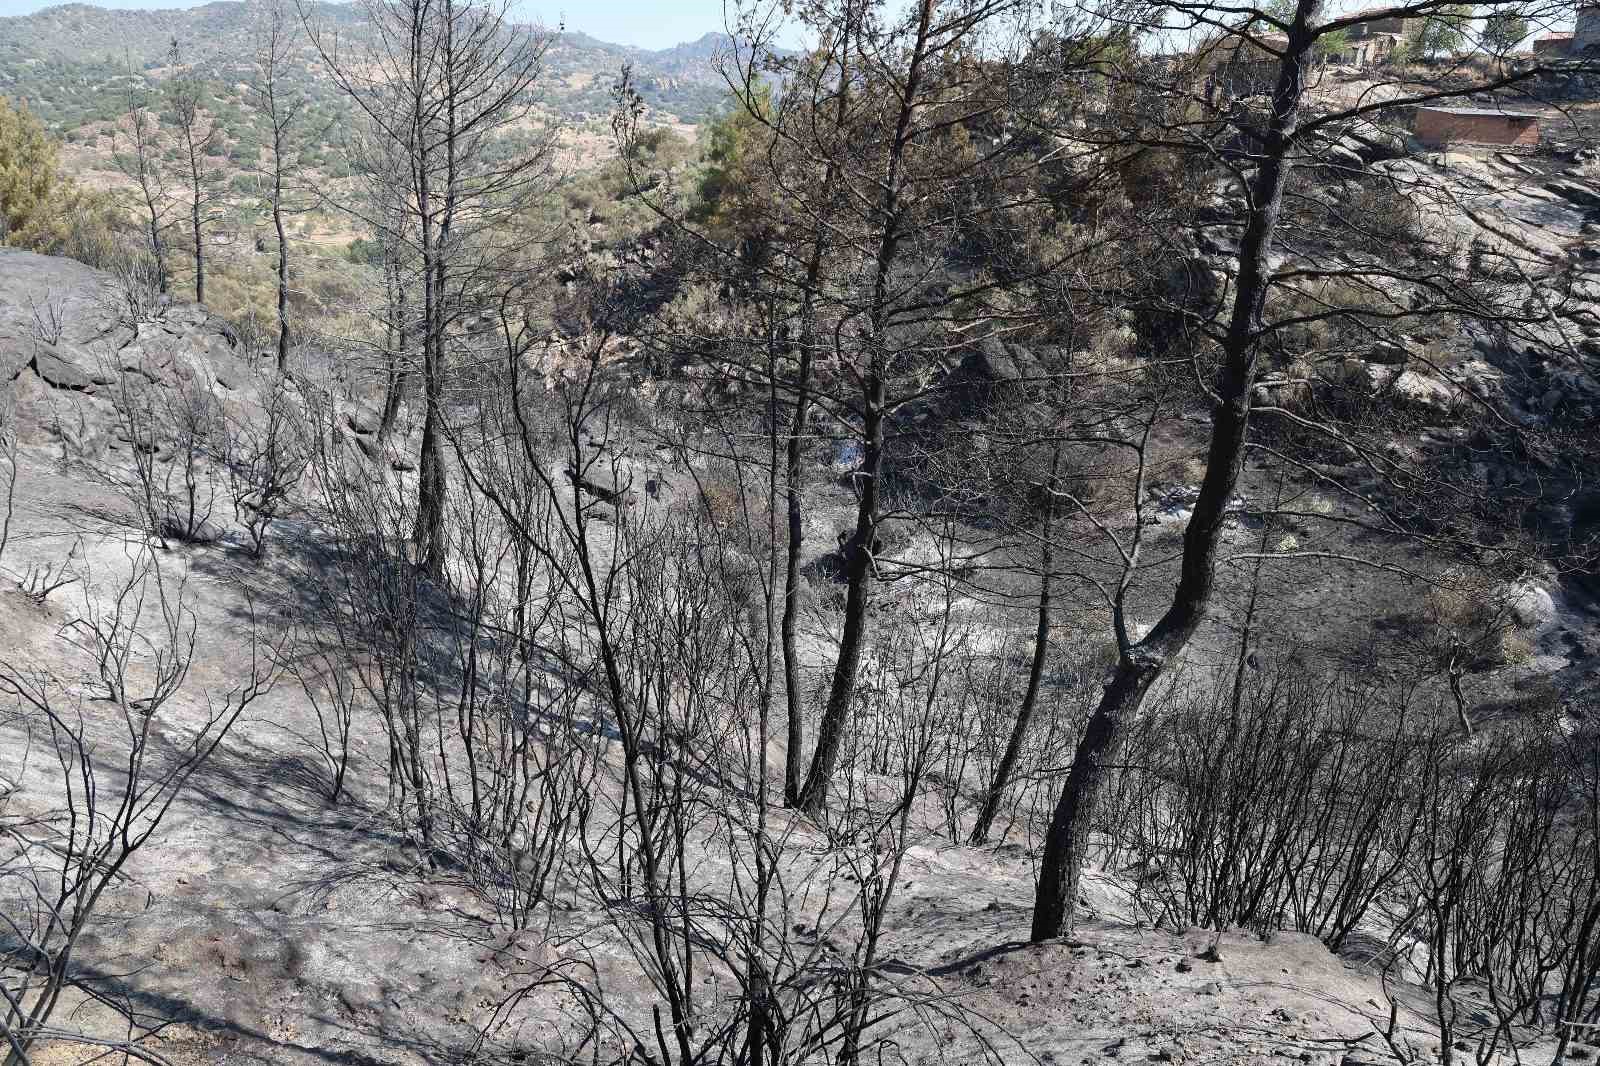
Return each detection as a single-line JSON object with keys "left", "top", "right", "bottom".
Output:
{"left": 0, "top": 318, "right": 1531, "bottom": 1062}
{"left": 0, "top": 144, "right": 1594, "bottom": 1055}
{"left": 0, "top": 0, "right": 734, "bottom": 135}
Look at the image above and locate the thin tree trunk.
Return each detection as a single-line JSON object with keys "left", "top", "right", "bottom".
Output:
{"left": 410, "top": 1, "right": 445, "bottom": 575}
{"left": 1030, "top": 0, "right": 1316, "bottom": 941}
{"left": 415, "top": 242, "right": 444, "bottom": 570}
{"left": 121, "top": 75, "right": 167, "bottom": 295}
{"left": 147, "top": 206, "right": 168, "bottom": 295}
{"left": 796, "top": 370, "right": 885, "bottom": 813}
{"left": 415, "top": 0, "right": 458, "bottom": 578}
{"left": 252, "top": 3, "right": 297, "bottom": 367}
{"left": 382, "top": 354, "right": 408, "bottom": 437}
{"left": 781, "top": 8, "right": 854, "bottom": 809}
{"left": 781, "top": 338, "right": 813, "bottom": 806}
{"left": 169, "top": 41, "right": 208, "bottom": 304}
{"left": 746, "top": 327, "right": 783, "bottom": 1066}
{"left": 135, "top": 144, "right": 167, "bottom": 294}
{"left": 380, "top": 247, "right": 408, "bottom": 437}
{"left": 795, "top": 0, "right": 935, "bottom": 816}
{"left": 383, "top": 369, "right": 407, "bottom": 434}
{"left": 273, "top": 132, "right": 290, "bottom": 369}
{"left": 971, "top": 450, "right": 1059, "bottom": 845}
{"left": 1448, "top": 653, "right": 1472, "bottom": 738}
{"left": 191, "top": 182, "right": 204, "bottom": 304}
{"left": 416, "top": 339, "right": 446, "bottom": 572}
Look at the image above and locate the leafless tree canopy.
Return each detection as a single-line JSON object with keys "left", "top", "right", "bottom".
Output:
{"left": 5, "top": 0, "right": 1600, "bottom": 1061}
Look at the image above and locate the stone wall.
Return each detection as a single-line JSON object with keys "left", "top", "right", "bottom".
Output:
{"left": 1414, "top": 110, "right": 1540, "bottom": 149}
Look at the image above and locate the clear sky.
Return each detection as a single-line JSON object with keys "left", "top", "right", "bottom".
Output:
{"left": 0, "top": 0, "right": 733, "bottom": 50}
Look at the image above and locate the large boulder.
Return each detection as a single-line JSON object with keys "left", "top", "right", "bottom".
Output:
{"left": 941, "top": 337, "right": 1042, "bottom": 414}
{"left": 565, "top": 466, "right": 634, "bottom": 506}
{"left": 0, "top": 248, "right": 273, "bottom": 469}
{"left": 1392, "top": 370, "right": 1457, "bottom": 416}
{"left": 1333, "top": 360, "right": 1457, "bottom": 420}
{"left": 1365, "top": 340, "right": 1411, "bottom": 367}
{"left": 10, "top": 365, "right": 115, "bottom": 455}
{"left": 1320, "top": 138, "right": 1367, "bottom": 172}
{"left": 1344, "top": 123, "right": 1411, "bottom": 163}
{"left": 31, "top": 345, "right": 96, "bottom": 391}
{"left": 1505, "top": 581, "right": 1559, "bottom": 632}
{"left": 959, "top": 337, "right": 1028, "bottom": 384}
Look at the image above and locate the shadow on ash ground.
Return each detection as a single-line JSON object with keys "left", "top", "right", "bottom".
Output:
{"left": 0, "top": 245, "right": 1580, "bottom": 1066}
{"left": 0, "top": 492, "right": 1540, "bottom": 1066}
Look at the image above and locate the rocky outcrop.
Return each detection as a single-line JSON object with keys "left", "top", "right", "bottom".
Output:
{"left": 0, "top": 248, "right": 262, "bottom": 464}
{"left": 1546, "top": 178, "right": 1600, "bottom": 210}
{"left": 920, "top": 336, "right": 1045, "bottom": 419}
{"left": 30, "top": 346, "right": 99, "bottom": 391}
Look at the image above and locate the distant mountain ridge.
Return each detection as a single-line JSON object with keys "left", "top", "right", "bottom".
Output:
{"left": 0, "top": 0, "right": 735, "bottom": 131}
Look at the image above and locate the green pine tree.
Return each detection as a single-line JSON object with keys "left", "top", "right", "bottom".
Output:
{"left": 0, "top": 96, "right": 72, "bottom": 250}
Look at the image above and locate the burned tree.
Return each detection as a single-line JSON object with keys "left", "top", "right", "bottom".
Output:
{"left": 623, "top": 0, "right": 1120, "bottom": 815}
{"left": 248, "top": 0, "right": 308, "bottom": 369}
{"left": 112, "top": 59, "right": 172, "bottom": 295}
{"left": 303, "top": 0, "right": 557, "bottom": 574}
{"left": 165, "top": 38, "right": 225, "bottom": 305}
{"left": 1028, "top": 0, "right": 1591, "bottom": 940}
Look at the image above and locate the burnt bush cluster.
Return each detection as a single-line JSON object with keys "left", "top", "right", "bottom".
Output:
{"left": 1098, "top": 662, "right": 1600, "bottom": 1060}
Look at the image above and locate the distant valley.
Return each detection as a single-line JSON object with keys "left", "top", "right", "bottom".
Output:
{"left": 0, "top": 1, "right": 735, "bottom": 138}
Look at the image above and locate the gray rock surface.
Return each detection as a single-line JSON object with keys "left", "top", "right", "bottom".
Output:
{"left": 0, "top": 248, "right": 273, "bottom": 466}
{"left": 1506, "top": 581, "right": 1559, "bottom": 632}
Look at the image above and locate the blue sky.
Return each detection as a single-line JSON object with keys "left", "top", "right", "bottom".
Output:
{"left": 0, "top": 0, "right": 733, "bottom": 49}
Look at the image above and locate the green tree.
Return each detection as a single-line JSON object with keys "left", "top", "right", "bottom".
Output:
{"left": 1415, "top": 4, "right": 1474, "bottom": 55}
{"left": 691, "top": 84, "right": 773, "bottom": 238}
{"left": 0, "top": 96, "right": 71, "bottom": 251}
{"left": 1482, "top": 7, "right": 1530, "bottom": 53}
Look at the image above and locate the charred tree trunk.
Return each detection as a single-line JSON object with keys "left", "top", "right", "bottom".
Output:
{"left": 1029, "top": 0, "right": 1315, "bottom": 941}
{"left": 416, "top": 325, "right": 447, "bottom": 574}
{"left": 971, "top": 453, "right": 1059, "bottom": 845}
{"left": 122, "top": 88, "right": 168, "bottom": 295}
{"left": 781, "top": 13, "right": 854, "bottom": 809}
{"left": 190, "top": 178, "right": 205, "bottom": 305}
{"left": 415, "top": 201, "right": 444, "bottom": 572}
{"left": 796, "top": 368, "right": 886, "bottom": 813}
{"left": 272, "top": 133, "right": 289, "bottom": 369}
{"left": 794, "top": 0, "right": 934, "bottom": 816}
{"left": 170, "top": 42, "right": 211, "bottom": 307}
{"left": 250, "top": 2, "right": 298, "bottom": 369}
{"left": 303, "top": 0, "right": 549, "bottom": 572}
{"left": 146, "top": 203, "right": 169, "bottom": 295}
{"left": 381, "top": 253, "right": 409, "bottom": 438}
{"left": 409, "top": 3, "right": 445, "bottom": 576}
{"left": 780, "top": 337, "right": 814, "bottom": 806}
{"left": 415, "top": 0, "right": 459, "bottom": 579}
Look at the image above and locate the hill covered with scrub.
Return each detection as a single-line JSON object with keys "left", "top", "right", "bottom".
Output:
{"left": 3, "top": 0, "right": 1600, "bottom": 1064}
{"left": 0, "top": 1, "right": 736, "bottom": 131}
